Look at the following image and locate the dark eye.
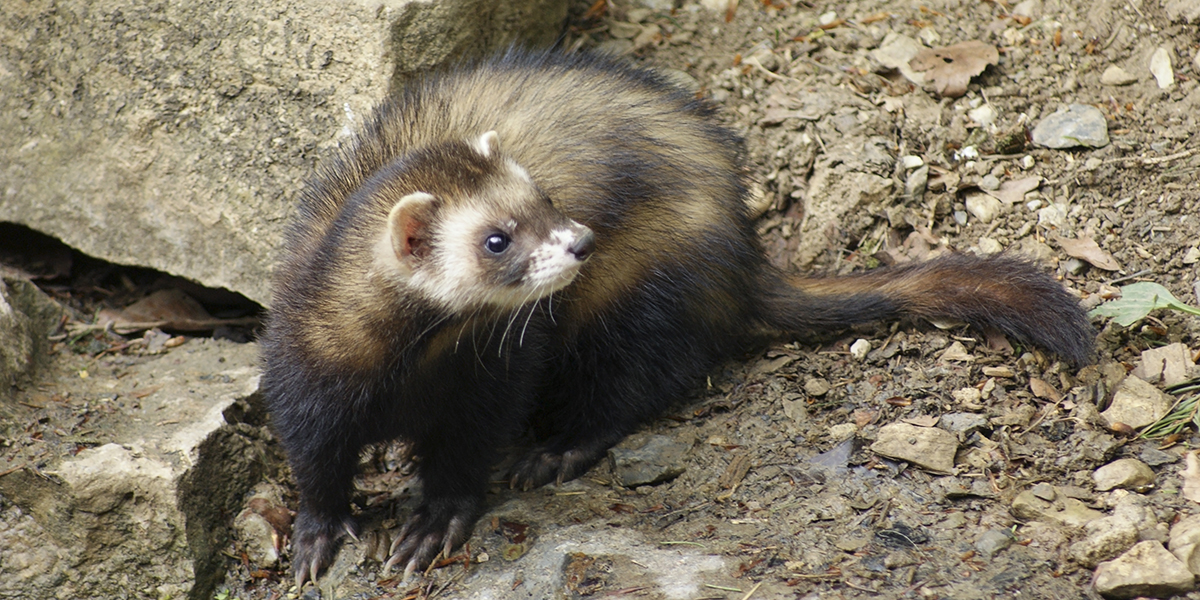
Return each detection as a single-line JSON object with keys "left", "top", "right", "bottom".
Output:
{"left": 484, "top": 233, "right": 511, "bottom": 254}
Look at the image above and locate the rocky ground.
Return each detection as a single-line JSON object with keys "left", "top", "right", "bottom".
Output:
{"left": 4, "top": 0, "right": 1200, "bottom": 598}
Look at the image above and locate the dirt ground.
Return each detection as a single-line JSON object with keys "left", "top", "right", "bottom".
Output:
{"left": 5, "top": 0, "right": 1200, "bottom": 598}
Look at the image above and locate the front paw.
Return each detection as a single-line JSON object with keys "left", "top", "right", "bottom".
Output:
{"left": 508, "top": 445, "right": 604, "bottom": 491}
{"left": 290, "top": 510, "right": 357, "bottom": 588}
{"left": 385, "top": 496, "right": 481, "bottom": 580}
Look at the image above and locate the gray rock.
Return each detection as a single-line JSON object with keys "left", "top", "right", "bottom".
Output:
{"left": 1011, "top": 487, "right": 1104, "bottom": 527}
{"left": 1101, "top": 376, "right": 1173, "bottom": 430}
{"left": 1170, "top": 515, "right": 1200, "bottom": 575}
{"left": 1100, "top": 66, "right": 1139, "bottom": 86}
{"left": 1031, "top": 104, "right": 1110, "bottom": 149}
{"left": 1132, "top": 343, "right": 1195, "bottom": 387}
{"left": 1094, "top": 458, "right": 1156, "bottom": 492}
{"left": 975, "top": 528, "right": 1014, "bottom": 558}
{"left": 804, "top": 377, "right": 832, "bottom": 397}
{"left": 1141, "top": 447, "right": 1180, "bottom": 467}
{"left": 1093, "top": 541, "right": 1196, "bottom": 599}
{"left": 870, "top": 422, "right": 958, "bottom": 473}
{"left": 608, "top": 434, "right": 692, "bottom": 487}
{"left": 965, "top": 192, "right": 1003, "bottom": 224}
{"left": 1070, "top": 513, "right": 1141, "bottom": 568}
{"left": 0, "top": 339, "right": 267, "bottom": 600}
{"left": 0, "top": 0, "right": 569, "bottom": 306}
{"left": 939, "top": 412, "right": 990, "bottom": 436}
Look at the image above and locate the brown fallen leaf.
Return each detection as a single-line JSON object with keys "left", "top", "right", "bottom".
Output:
{"left": 97, "top": 288, "right": 259, "bottom": 334}
{"left": 1029, "top": 378, "right": 1062, "bottom": 402}
{"left": 984, "top": 176, "right": 1041, "bottom": 205}
{"left": 909, "top": 41, "right": 1000, "bottom": 98}
{"left": 1053, "top": 234, "right": 1122, "bottom": 271}
{"left": 902, "top": 414, "right": 940, "bottom": 427}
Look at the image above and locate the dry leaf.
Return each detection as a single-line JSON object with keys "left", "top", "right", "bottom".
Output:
{"left": 909, "top": 41, "right": 1000, "bottom": 98}
{"left": 903, "top": 414, "right": 940, "bottom": 427}
{"left": 1053, "top": 235, "right": 1122, "bottom": 271}
{"left": 1183, "top": 451, "right": 1200, "bottom": 504}
{"left": 984, "top": 176, "right": 1041, "bottom": 205}
{"left": 1029, "top": 378, "right": 1062, "bottom": 402}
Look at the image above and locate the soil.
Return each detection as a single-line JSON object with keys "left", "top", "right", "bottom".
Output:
{"left": 4, "top": 0, "right": 1200, "bottom": 598}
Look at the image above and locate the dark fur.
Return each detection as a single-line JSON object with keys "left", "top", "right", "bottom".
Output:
{"left": 261, "top": 50, "right": 1094, "bottom": 584}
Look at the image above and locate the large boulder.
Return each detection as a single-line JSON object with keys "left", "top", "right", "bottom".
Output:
{"left": 0, "top": 0, "right": 568, "bottom": 306}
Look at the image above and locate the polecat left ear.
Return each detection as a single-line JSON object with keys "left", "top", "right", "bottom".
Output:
{"left": 387, "top": 192, "right": 437, "bottom": 265}
{"left": 473, "top": 130, "right": 500, "bottom": 158}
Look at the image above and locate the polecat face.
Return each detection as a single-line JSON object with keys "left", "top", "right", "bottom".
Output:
{"left": 376, "top": 131, "right": 595, "bottom": 313}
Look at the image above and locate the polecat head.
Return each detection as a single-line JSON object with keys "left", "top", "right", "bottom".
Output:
{"left": 374, "top": 131, "right": 594, "bottom": 313}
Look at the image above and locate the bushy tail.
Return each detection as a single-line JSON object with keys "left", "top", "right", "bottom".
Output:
{"left": 762, "top": 253, "right": 1094, "bottom": 367}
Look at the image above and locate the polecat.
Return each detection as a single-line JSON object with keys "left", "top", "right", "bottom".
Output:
{"left": 260, "top": 50, "right": 1093, "bottom": 586}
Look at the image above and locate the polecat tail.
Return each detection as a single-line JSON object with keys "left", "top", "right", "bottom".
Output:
{"left": 762, "top": 253, "right": 1094, "bottom": 367}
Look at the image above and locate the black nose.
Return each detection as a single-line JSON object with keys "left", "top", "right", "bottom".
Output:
{"left": 568, "top": 229, "right": 595, "bottom": 261}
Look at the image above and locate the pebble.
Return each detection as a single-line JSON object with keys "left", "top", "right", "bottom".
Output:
{"left": 1019, "top": 155, "right": 1035, "bottom": 169}
{"left": 1031, "top": 482, "right": 1057, "bottom": 501}
{"left": 1185, "top": 246, "right": 1200, "bottom": 265}
{"left": 1132, "top": 343, "right": 1196, "bottom": 387}
{"left": 1169, "top": 515, "right": 1200, "bottom": 576}
{"left": 1011, "top": 486, "right": 1104, "bottom": 527}
{"left": 828, "top": 423, "right": 858, "bottom": 442}
{"left": 975, "top": 529, "right": 1014, "bottom": 558}
{"left": 1013, "top": 0, "right": 1038, "bottom": 16}
{"left": 939, "top": 412, "right": 990, "bottom": 435}
{"left": 1063, "top": 257, "right": 1087, "bottom": 275}
{"left": 980, "top": 174, "right": 1001, "bottom": 191}
{"left": 965, "top": 192, "right": 1003, "bottom": 223}
{"left": 1100, "top": 375, "right": 1173, "bottom": 430}
{"left": 978, "top": 237, "right": 1003, "bottom": 254}
{"left": 804, "top": 377, "right": 831, "bottom": 397}
{"left": 1140, "top": 447, "right": 1180, "bottom": 467}
{"left": 1093, "top": 541, "right": 1196, "bottom": 599}
{"left": 901, "top": 155, "right": 925, "bottom": 169}
{"left": 968, "top": 104, "right": 997, "bottom": 128}
{"left": 982, "top": 366, "right": 1015, "bottom": 378}
{"left": 1101, "top": 66, "right": 1139, "bottom": 86}
{"left": 1150, "top": 47, "right": 1175, "bottom": 89}
{"left": 1031, "top": 104, "right": 1110, "bottom": 149}
{"left": 608, "top": 434, "right": 691, "bottom": 487}
{"left": 870, "top": 422, "right": 958, "bottom": 473}
{"left": 849, "top": 339, "right": 871, "bottom": 361}
{"left": 1036, "top": 203, "right": 1066, "bottom": 229}
{"left": 953, "top": 210, "right": 969, "bottom": 226}
{"left": 952, "top": 387, "right": 982, "bottom": 404}
{"left": 1069, "top": 510, "right": 1142, "bottom": 568}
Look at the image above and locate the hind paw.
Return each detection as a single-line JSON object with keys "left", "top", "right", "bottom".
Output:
{"left": 509, "top": 445, "right": 604, "bottom": 491}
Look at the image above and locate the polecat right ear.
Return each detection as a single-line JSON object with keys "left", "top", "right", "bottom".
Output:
{"left": 473, "top": 130, "right": 500, "bottom": 158}
{"left": 387, "top": 192, "right": 437, "bottom": 265}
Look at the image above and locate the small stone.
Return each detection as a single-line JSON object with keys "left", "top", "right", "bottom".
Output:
{"left": 968, "top": 104, "right": 997, "bottom": 128}
{"left": 980, "top": 174, "right": 1001, "bottom": 191}
{"left": 608, "top": 434, "right": 691, "bottom": 487}
{"left": 1013, "top": 0, "right": 1038, "bottom": 17}
{"left": 1063, "top": 258, "right": 1087, "bottom": 275}
{"left": 1132, "top": 343, "right": 1195, "bottom": 387}
{"left": 905, "top": 165, "right": 929, "bottom": 201}
{"left": 901, "top": 155, "right": 925, "bottom": 169}
{"left": 1100, "top": 376, "right": 1173, "bottom": 430}
{"left": 1094, "top": 541, "right": 1196, "bottom": 599}
{"left": 1183, "top": 247, "right": 1200, "bottom": 265}
{"left": 1031, "top": 104, "right": 1110, "bottom": 149}
{"left": 941, "top": 512, "right": 969, "bottom": 529}
{"left": 871, "top": 422, "right": 959, "bottom": 473}
{"left": 1101, "top": 66, "right": 1139, "bottom": 86}
{"left": 975, "top": 529, "right": 1014, "bottom": 558}
{"left": 1020, "top": 155, "right": 1035, "bottom": 169}
{"left": 1094, "top": 459, "right": 1156, "bottom": 492}
{"left": 1070, "top": 513, "right": 1141, "bottom": 568}
{"left": 1169, "top": 515, "right": 1200, "bottom": 575}
{"left": 884, "top": 550, "right": 919, "bottom": 569}
{"left": 1140, "top": 447, "right": 1179, "bottom": 467}
{"left": 978, "top": 237, "right": 1003, "bottom": 255}
{"left": 917, "top": 27, "right": 940, "bottom": 46}
{"left": 953, "top": 210, "right": 969, "bottom": 226}
{"left": 952, "top": 387, "right": 982, "bottom": 404}
{"left": 1150, "top": 47, "right": 1175, "bottom": 89}
{"left": 939, "top": 412, "right": 990, "bottom": 435}
{"left": 1012, "top": 487, "right": 1104, "bottom": 527}
{"left": 818, "top": 11, "right": 838, "bottom": 25}
{"left": 849, "top": 339, "right": 871, "bottom": 361}
{"left": 828, "top": 423, "right": 858, "bottom": 442}
{"left": 983, "top": 366, "right": 1015, "bottom": 378}
{"left": 965, "top": 192, "right": 1003, "bottom": 223}
{"left": 804, "top": 377, "right": 831, "bottom": 397}
{"left": 1031, "top": 482, "right": 1057, "bottom": 501}
{"left": 1037, "top": 203, "right": 1067, "bottom": 229}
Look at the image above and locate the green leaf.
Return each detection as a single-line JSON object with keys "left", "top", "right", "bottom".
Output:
{"left": 1089, "top": 282, "right": 1200, "bottom": 327}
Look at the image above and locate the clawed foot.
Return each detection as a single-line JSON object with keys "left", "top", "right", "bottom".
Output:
{"left": 508, "top": 444, "right": 605, "bottom": 491}
{"left": 291, "top": 511, "right": 357, "bottom": 588}
{"left": 384, "top": 497, "right": 480, "bottom": 580}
